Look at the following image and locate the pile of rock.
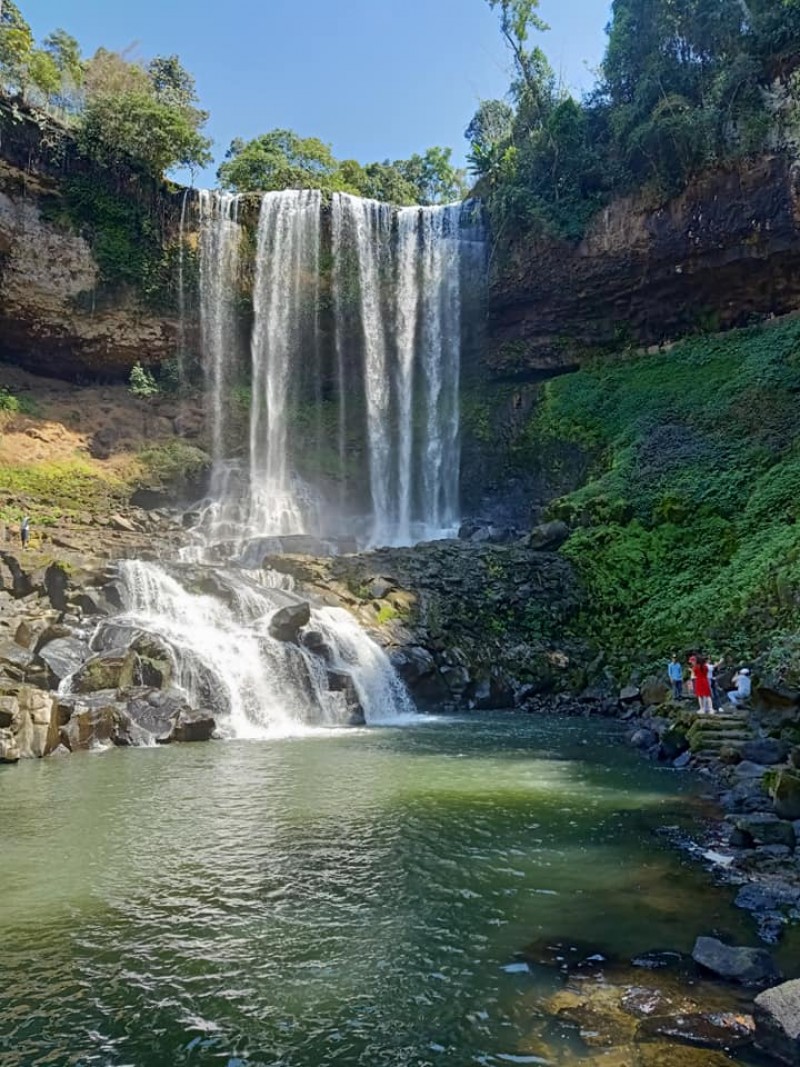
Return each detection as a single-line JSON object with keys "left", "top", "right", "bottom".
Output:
{"left": 0, "top": 550, "right": 216, "bottom": 764}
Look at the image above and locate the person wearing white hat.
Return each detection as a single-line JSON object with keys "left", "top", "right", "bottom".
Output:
{"left": 728, "top": 667, "right": 752, "bottom": 707}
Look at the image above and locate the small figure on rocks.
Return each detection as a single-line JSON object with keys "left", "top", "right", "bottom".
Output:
{"left": 690, "top": 654, "right": 714, "bottom": 715}
{"left": 709, "top": 654, "right": 724, "bottom": 709}
{"left": 667, "top": 653, "right": 683, "bottom": 700}
{"left": 19, "top": 515, "right": 30, "bottom": 549}
{"left": 728, "top": 667, "right": 752, "bottom": 708}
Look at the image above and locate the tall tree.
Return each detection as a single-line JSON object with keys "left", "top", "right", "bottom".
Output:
{"left": 0, "top": 1, "right": 33, "bottom": 93}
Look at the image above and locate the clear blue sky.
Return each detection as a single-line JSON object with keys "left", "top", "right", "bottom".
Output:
{"left": 27, "top": 0, "right": 611, "bottom": 187}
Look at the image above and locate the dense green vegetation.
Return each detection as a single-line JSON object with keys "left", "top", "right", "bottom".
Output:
{"left": 521, "top": 317, "right": 800, "bottom": 674}
{"left": 218, "top": 131, "right": 466, "bottom": 205}
{"left": 0, "top": 3, "right": 210, "bottom": 177}
{"left": 473, "top": 0, "right": 800, "bottom": 242}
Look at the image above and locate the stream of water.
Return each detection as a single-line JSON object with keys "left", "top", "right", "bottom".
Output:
{"left": 1, "top": 715, "right": 789, "bottom": 1067}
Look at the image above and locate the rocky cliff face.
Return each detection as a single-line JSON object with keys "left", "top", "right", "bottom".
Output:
{"left": 0, "top": 99, "right": 179, "bottom": 380}
{"left": 488, "top": 155, "right": 800, "bottom": 377}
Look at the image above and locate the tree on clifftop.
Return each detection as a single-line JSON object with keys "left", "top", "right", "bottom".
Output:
{"left": 78, "top": 48, "right": 212, "bottom": 178}
{"left": 218, "top": 129, "right": 341, "bottom": 193}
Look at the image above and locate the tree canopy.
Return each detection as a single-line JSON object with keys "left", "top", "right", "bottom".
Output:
{"left": 0, "top": 5, "right": 211, "bottom": 178}
{"left": 470, "top": 0, "right": 800, "bottom": 243}
{"left": 219, "top": 134, "right": 467, "bottom": 205}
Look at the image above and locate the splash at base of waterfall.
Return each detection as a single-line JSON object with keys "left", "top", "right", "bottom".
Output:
{"left": 97, "top": 559, "right": 415, "bottom": 740}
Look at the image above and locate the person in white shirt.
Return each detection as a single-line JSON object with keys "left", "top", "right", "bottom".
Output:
{"left": 728, "top": 668, "right": 752, "bottom": 707}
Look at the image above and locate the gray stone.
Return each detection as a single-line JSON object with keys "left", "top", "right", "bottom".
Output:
{"left": 0, "top": 694, "right": 19, "bottom": 729}
{"left": 673, "top": 751, "right": 692, "bottom": 769}
{"left": 527, "top": 520, "right": 569, "bottom": 551}
{"left": 367, "top": 576, "right": 394, "bottom": 599}
{"left": 0, "top": 638, "right": 34, "bottom": 674}
{"left": 38, "top": 636, "right": 91, "bottom": 683}
{"left": 770, "top": 771, "right": 800, "bottom": 821}
{"left": 0, "top": 732, "right": 20, "bottom": 763}
{"left": 734, "top": 813, "right": 796, "bottom": 849}
{"left": 734, "top": 760, "right": 769, "bottom": 779}
{"left": 742, "top": 738, "right": 791, "bottom": 765}
{"left": 70, "top": 648, "right": 138, "bottom": 694}
{"left": 754, "top": 979, "right": 800, "bottom": 1064}
{"left": 268, "top": 601, "right": 311, "bottom": 642}
{"left": 619, "top": 686, "right": 641, "bottom": 704}
{"left": 692, "top": 936, "right": 781, "bottom": 986}
{"left": 171, "top": 709, "right": 215, "bottom": 743}
{"left": 630, "top": 728, "right": 658, "bottom": 750}
{"left": 60, "top": 703, "right": 121, "bottom": 751}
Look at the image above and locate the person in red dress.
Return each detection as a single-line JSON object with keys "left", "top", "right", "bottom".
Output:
{"left": 691, "top": 654, "right": 714, "bottom": 714}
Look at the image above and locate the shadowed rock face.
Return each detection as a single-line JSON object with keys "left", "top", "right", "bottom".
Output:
{"left": 488, "top": 155, "right": 800, "bottom": 378}
{"left": 0, "top": 99, "right": 179, "bottom": 381}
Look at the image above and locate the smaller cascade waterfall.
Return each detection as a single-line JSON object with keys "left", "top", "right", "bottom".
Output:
{"left": 109, "top": 560, "right": 413, "bottom": 737}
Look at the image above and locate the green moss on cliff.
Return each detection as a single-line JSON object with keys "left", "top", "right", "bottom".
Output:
{"left": 527, "top": 317, "right": 800, "bottom": 670}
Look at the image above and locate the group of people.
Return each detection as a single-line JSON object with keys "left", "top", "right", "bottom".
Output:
{"left": 667, "top": 653, "right": 752, "bottom": 715}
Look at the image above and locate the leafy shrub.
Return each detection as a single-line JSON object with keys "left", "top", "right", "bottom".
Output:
{"left": 129, "top": 362, "right": 159, "bottom": 399}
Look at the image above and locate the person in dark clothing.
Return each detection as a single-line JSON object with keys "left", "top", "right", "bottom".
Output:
{"left": 667, "top": 654, "right": 683, "bottom": 700}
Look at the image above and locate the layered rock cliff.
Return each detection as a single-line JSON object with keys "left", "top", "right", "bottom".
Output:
{"left": 487, "top": 155, "right": 800, "bottom": 378}
{"left": 0, "top": 98, "right": 180, "bottom": 380}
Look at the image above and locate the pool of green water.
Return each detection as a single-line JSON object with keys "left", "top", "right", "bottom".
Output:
{"left": 0, "top": 714, "right": 791, "bottom": 1066}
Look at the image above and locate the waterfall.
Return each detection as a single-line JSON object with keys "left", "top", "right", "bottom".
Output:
{"left": 330, "top": 195, "right": 482, "bottom": 546}
{"left": 104, "top": 560, "right": 414, "bottom": 738}
{"left": 193, "top": 189, "right": 486, "bottom": 550}
{"left": 176, "top": 188, "right": 190, "bottom": 401}
{"left": 249, "top": 190, "right": 322, "bottom": 536}
{"left": 198, "top": 190, "right": 242, "bottom": 486}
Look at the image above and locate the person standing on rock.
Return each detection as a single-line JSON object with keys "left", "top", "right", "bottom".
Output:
{"left": 19, "top": 516, "right": 30, "bottom": 549}
{"left": 691, "top": 655, "right": 714, "bottom": 714}
{"left": 667, "top": 654, "right": 683, "bottom": 700}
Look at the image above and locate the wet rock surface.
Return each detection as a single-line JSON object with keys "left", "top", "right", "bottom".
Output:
{"left": 260, "top": 539, "right": 585, "bottom": 709}
{"left": 518, "top": 935, "right": 761, "bottom": 1063}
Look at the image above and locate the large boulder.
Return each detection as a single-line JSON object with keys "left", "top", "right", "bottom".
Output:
{"left": 742, "top": 738, "right": 791, "bottom": 766}
{"left": 640, "top": 676, "right": 670, "bottom": 706}
{"left": 0, "top": 638, "right": 35, "bottom": 680}
{"left": 0, "top": 729, "right": 20, "bottom": 763}
{"left": 38, "top": 636, "right": 92, "bottom": 686}
{"left": 754, "top": 979, "right": 800, "bottom": 1065}
{"left": 390, "top": 645, "right": 449, "bottom": 705}
{"left": 15, "top": 687, "right": 58, "bottom": 758}
{"left": 70, "top": 648, "right": 139, "bottom": 694}
{"left": 60, "top": 702, "right": 121, "bottom": 751}
{"left": 527, "top": 520, "right": 570, "bottom": 551}
{"left": 692, "top": 936, "right": 781, "bottom": 986}
{"left": 731, "top": 813, "right": 796, "bottom": 849}
{"left": 0, "top": 694, "right": 20, "bottom": 729}
{"left": 268, "top": 602, "right": 311, "bottom": 642}
{"left": 768, "top": 770, "right": 800, "bottom": 821}
{"left": 171, "top": 709, "right": 215, "bottom": 742}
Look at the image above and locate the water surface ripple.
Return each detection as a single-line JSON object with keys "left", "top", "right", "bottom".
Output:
{"left": 0, "top": 716, "right": 772, "bottom": 1066}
